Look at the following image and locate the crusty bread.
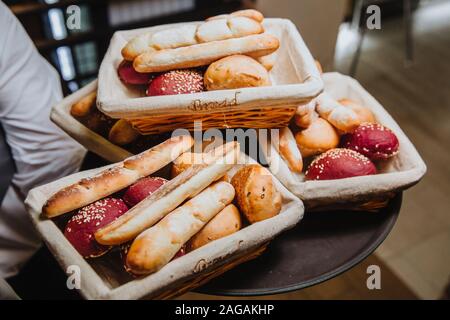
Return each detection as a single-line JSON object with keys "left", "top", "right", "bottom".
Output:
{"left": 256, "top": 53, "right": 276, "bottom": 71}
{"left": 295, "top": 117, "right": 339, "bottom": 158}
{"left": 206, "top": 9, "right": 264, "bottom": 23}
{"left": 231, "top": 164, "right": 282, "bottom": 223}
{"left": 316, "top": 93, "right": 361, "bottom": 133}
{"left": 94, "top": 142, "right": 240, "bottom": 245}
{"left": 273, "top": 127, "right": 303, "bottom": 173}
{"left": 204, "top": 55, "right": 271, "bottom": 91}
{"left": 42, "top": 135, "right": 194, "bottom": 218}
{"left": 70, "top": 91, "right": 96, "bottom": 117}
{"left": 126, "top": 181, "right": 235, "bottom": 275}
{"left": 122, "top": 12, "right": 264, "bottom": 61}
{"left": 133, "top": 33, "right": 279, "bottom": 73}
{"left": 294, "top": 102, "right": 318, "bottom": 129}
{"left": 339, "top": 98, "right": 376, "bottom": 124}
{"left": 187, "top": 204, "right": 242, "bottom": 252}
{"left": 108, "top": 119, "right": 140, "bottom": 146}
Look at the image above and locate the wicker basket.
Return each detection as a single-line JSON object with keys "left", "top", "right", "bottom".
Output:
{"left": 261, "top": 72, "right": 426, "bottom": 211}
{"left": 24, "top": 154, "right": 303, "bottom": 300}
{"left": 97, "top": 18, "right": 323, "bottom": 134}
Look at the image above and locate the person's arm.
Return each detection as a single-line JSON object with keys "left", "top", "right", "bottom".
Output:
{"left": 0, "top": 2, "right": 86, "bottom": 197}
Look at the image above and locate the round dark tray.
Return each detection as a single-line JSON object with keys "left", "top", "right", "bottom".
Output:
{"left": 196, "top": 193, "right": 402, "bottom": 296}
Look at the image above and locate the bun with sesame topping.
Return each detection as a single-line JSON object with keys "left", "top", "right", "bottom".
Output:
{"left": 64, "top": 198, "right": 128, "bottom": 258}
{"left": 305, "top": 148, "right": 377, "bottom": 181}
{"left": 146, "top": 69, "right": 204, "bottom": 96}
{"left": 341, "top": 123, "right": 399, "bottom": 161}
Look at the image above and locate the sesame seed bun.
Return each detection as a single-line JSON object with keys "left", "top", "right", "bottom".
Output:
{"left": 305, "top": 148, "right": 377, "bottom": 181}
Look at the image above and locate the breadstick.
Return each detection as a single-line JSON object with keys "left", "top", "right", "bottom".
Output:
{"left": 126, "top": 181, "right": 235, "bottom": 275}
{"left": 122, "top": 11, "right": 264, "bottom": 61}
{"left": 94, "top": 142, "right": 240, "bottom": 245}
{"left": 272, "top": 127, "right": 303, "bottom": 173}
{"left": 133, "top": 33, "right": 279, "bottom": 73}
{"left": 316, "top": 93, "right": 361, "bottom": 133}
{"left": 42, "top": 135, "right": 194, "bottom": 218}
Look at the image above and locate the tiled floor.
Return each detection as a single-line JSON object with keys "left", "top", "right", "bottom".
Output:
{"left": 335, "top": 0, "right": 450, "bottom": 299}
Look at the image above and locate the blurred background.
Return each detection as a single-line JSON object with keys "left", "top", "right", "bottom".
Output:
{"left": 3, "top": 0, "right": 449, "bottom": 299}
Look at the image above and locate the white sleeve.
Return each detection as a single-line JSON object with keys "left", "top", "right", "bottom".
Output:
{"left": 0, "top": 2, "right": 86, "bottom": 198}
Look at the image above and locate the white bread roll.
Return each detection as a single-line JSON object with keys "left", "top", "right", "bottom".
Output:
{"left": 295, "top": 117, "right": 339, "bottom": 158}
{"left": 108, "top": 119, "right": 140, "bottom": 146}
{"left": 204, "top": 55, "right": 270, "bottom": 91}
{"left": 187, "top": 204, "right": 242, "bottom": 252}
{"left": 126, "top": 181, "right": 235, "bottom": 275}
{"left": 231, "top": 164, "right": 282, "bottom": 223}
{"left": 316, "top": 93, "right": 361, "bottom": 133}
{"left": 42, "top": 135, "right": 194, "bottom": 218}
{"left": 206, "top": 9, "right": 264, "bottom": 22}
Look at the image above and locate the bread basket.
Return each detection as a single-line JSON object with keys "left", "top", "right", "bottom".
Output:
{"left": 97, "top": 18, "right": 323, "bottom": 135}
{"left": 260, "top": 72, "right": 427, "bottom": 210}
{"left": 50, "top": 80, "right": 132, "bottom": 163}
{"left": 24, "top": 152, "right": 303, "bottom": 300}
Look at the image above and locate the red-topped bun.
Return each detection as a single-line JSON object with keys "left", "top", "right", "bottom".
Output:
{"left": 64, "top": 198, "right": 128, "bottom": 258}
{"left": 305, "top": 148, "right": 377, "bottom": 181}
{"left": 341, "top": 123, "right": 399, "bottom": 161}
{"left": 118, "top": 60, "right": 152, "bottom": 85}
{"left": 122, "top": 176, "right": 167, "bottom": 207}
{"left": 146, "top": 69, "right": 204, "bottom": 96}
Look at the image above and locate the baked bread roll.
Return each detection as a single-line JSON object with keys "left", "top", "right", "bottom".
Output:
{"left": 95, "top": 142, "right": 240, "bottom": 245}
{"left": 126, "top": 181, "right": 235, "bottom": 274}
{"left": 70, "top": 92, "right": 96, "bottom": 117}
{"left": 305, "top": 148, "right": 377, "bottom": 180}
{"left": 186, "top": 204, "right": 242, "bottom": 252}
{"left": 42, "top": 135, "right": 194, "bottom": 218}
{"left": 294, "top": 101, "right": 318, "bottom": 129}
{"left": 341, "top": 123, "right": 399, "bottom": 161}
{"left": 108, "top": 119, "right": 140, "bottom": 146}
{"left": 339, "top": 98, "right": 376, "bottom": 124}
{"left": 122, "top": 10, "right": 264, "bottom": 61}
{"left": 133, "top": 33, "right": 279, "bottom": 73}
{"left": 64, "top": 198, "right": 128, "bottom": 258}
{"left": 206, "top": 9, "right": 264, "bottom": 23}
{"left": 122, "top": 177, "right": 167, "bottom": 207}
{"left": 204, "top": 55, "right": 271, "bottom": 91}
{"left": 295, "top": 117, "right": 339, "bottom": 157}
{"left": 171, "top": 141, "right": 238, "bottom": 178}
{"left": 146, "top": 69, "right": 204, "bottom": 96}
{"left": 272, "top": 127, "right": 303, "bottom": 173}
{"left": 316, "top": 93, "right": 361, "bottom": 133}
{"left": 231, "top": 164, "right": 282, "bottom": 223}
{"left": 256, "top": 53, "right": 276, "bottom": 71}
